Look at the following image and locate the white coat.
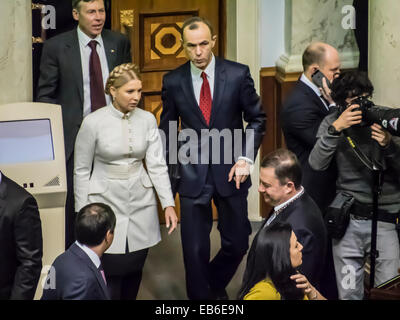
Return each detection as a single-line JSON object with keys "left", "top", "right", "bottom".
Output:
{"left": 74, "top": 104, "right": 175, "bottom": 254}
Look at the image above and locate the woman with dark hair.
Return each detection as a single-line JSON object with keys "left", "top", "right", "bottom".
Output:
{"left": 238, "top": 222, "right": 326, "bottom": 300}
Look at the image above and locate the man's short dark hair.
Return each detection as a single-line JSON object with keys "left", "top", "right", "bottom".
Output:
{"left": 261, "top": 149, "right": 302, "bottom": 190}
{"left": 330, "top": 70, "right": 374, "bottom": 107}
{"left": 75, "top": 202, "right": 116, "bottom": 247}
{"left": 72, "top": 0, "right": 100, "bottom": 11}
{"left": 181, "top": 16, "right": 214, "bottom": 41}
{"left": 302, "top": 44, "right": 327, "bottom": 71}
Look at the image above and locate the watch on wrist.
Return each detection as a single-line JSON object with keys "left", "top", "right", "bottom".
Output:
{"left": 328, "top": 124, "right": 341, "bottom": 136}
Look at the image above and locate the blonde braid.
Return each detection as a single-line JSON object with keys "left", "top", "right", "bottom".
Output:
{"left": 105, "top": 63, "right": 141, "bottom": 96}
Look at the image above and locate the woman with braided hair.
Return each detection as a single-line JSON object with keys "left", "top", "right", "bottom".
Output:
{"left": 74, "top": 63, "right": 178, "bottom": 299}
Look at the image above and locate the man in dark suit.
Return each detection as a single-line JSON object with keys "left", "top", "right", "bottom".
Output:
{"left": 37, "top": 0, "right": 131, "bottom": 248}
{"left": 280, "top": 42, "right": 341, "bottom": 299}
{"left": 280, "top": 42, "right": 340, "bottom": 213}
{"left": 0, "top": 172, "right": 43, "bottom": 300}
{"left": 247, "top": 149, "right": 326, "bottom": 289}
{"left": 41, "top": 202, "right": 115, "bottom": 300}
{"left": 159, "top": 17, "right": 266, "bottom": 300}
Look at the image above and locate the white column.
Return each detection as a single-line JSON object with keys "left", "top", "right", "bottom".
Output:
{"left": 0, "top": 0, "right": 32, "bottom": 104}
{"left": 227, "top": 0, "right": 262, "bottom": 221}
{"left": 277, "top": 0, "right": 359, "bottom": 73}
{"left": 369, "top": 0, "right": 400, "bottom": 108}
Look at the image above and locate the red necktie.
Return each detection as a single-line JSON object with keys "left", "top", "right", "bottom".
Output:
{"left": 200, "top": 72, "right": 212, "bottom": 125}
{"left": 88, "top": 40, "right": 107, "bottom": 112}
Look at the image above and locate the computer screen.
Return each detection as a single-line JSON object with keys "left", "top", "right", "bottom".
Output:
{"left": 0, "top": 119, "right": 54, "bottom": 164}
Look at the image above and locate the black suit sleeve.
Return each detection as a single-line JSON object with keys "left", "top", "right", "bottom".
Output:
{"left": 37, "top": 40, "right": 59, "bottom": 104}
{"left": 282, "top": 101, "right": 324, "bottom": 150}
{"left": 11, "top": 196, "right": 43, "bottom": 300}
{"left": 239, "top": 66, "right": 266, "bottom": 162}
{"left": 160, "top": 75, "right": 180, "bottom": 195}
{"left": 295, "top": 227, "right": 319, "bottom": 286}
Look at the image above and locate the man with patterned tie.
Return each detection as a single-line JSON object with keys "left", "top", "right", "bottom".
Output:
{"left": 37, "top": 0, "right": 131, "bottom": 248}
{"left": 160, "top": 17, "right": 266, "bottom": 300}
{"left": 41, "top": 202, "right": 115, "bottom": 300}
{"left": 244, "top": 149, "right": 327, "bottom": 292}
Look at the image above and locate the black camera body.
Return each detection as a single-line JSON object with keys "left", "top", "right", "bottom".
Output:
{"left": 339, "top": 97, "right": 400, "bottom": 136}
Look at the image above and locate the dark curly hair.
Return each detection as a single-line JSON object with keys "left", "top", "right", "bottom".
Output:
{"left": 330, "top": 70, "right": 374, "bottom": 108}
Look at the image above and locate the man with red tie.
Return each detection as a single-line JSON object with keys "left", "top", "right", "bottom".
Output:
{"left": 37, "top": 0, "right": 131, "bottom": 248}
{"left": 160, "top": 17, "right": 266, "bottom": 300}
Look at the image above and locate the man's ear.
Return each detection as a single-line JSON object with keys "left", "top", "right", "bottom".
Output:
{"left": 72, "top": 9, "right": 79, "bottom": 22}
{"left": 286, "top": 181, "right": 296, "bottom": 194}
{"left": 309, "top": 64, "right": 319, "bottom": 75}
{"left": 211, "top": 35, "right": 217, "bottom": 47}
{"left": 104, "top": 230, "right": 114, "bottom": 245}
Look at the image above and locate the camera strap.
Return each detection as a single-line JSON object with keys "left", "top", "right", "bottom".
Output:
{"left": 343, "top": 130, "right": 375, "bottom": 171}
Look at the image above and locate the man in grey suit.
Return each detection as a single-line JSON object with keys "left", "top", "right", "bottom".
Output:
{"left": 37, "top": 0, "right": 131, "bottom": 248}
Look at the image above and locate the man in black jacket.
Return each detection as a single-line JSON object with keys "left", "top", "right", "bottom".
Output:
{"left": 245, "top": 149, "right": 327, "bottom": 290}
{"left": 281, "top": 42, "right": 340, "bottom": 213}
{"left": 42, "top": 202, "right": 115, "bottom": 300}
{"left": 37, "top": 0, "right": 131, "bottom": 248}
{"left": 0, "top": 172, "right": 43, "bottom": 300}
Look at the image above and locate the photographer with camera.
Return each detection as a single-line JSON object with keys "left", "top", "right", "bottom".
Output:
{"left": 309, "top": 71, "right": 400, "bottom": 300}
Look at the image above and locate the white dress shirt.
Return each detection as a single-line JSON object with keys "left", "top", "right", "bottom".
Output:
{"left": 300, "top": 74, "right": 335, "bottom": 111}
{"left": 190, "top": 55, "right": 252, "bottom": 164}
{"left": 265, "top": 186, "right": 305, "bottom": 227}
{"left": 77, "top": 26, "right": 111, "bottom": 118}
{"left": 75, "top": 241, "right": 101, "bottom": 268}
{"left": 190, "top": 54, "right": 216, "bottom": 104}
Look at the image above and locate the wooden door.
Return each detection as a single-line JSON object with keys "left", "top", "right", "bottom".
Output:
{"left": 111, "top": 0, "right": 226, "bottom": 221}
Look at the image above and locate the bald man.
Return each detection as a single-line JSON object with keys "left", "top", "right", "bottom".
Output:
{"left": 280, "top": 42, "right": 340, "bottom": 299}
{"left": 281, "top": 42, "right": 340, "bottom": 213}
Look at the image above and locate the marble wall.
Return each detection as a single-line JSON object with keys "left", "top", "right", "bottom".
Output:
{"left": 0, "top": 0, "right": 32, "bottom": 104}
{"left": 369, "top": 0, "right": 400, "bottom": 108}
{"left": 277, "top": 0, "right": 359, "bottom": 73}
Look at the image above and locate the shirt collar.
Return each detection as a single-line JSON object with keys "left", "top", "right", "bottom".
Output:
{"left": 300, "top": 73, "right": 322, "bottom": 98}
{"left": 77, "top": 26, "right": 104, "bottom": 48}
{"left": 274, "top": 186, "right": 305, "bottom": 212}
{"left": 190, "top": 54, "right": 215, "bottom": 79}
{"left": 75, "top": 241, "right": 101, "bottom": 268}
{"left": 109, "top": 103, "right": 134, "bottom": 119}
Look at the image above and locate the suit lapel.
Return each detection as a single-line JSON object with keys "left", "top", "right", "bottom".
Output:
{"left": 209, "top": 58, "right": 226, "bottom": 127}
{"left": 70, "top": 244, "right": 110, "bottom": 300}
{"left": 180, "top": 62, "right": 208, "bottom": 127}
{"left": 65, "top": 30, "right": 84, "bottom": 104}
{"left": 299, "top": 81, "right": 329, "bottom": 116}
{"left": 102, "top": 30, "right": 117, "bottom": 71}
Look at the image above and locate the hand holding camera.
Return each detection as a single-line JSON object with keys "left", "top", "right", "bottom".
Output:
{"left": 371, "top": 123, "right": 392, "bottom": 147}
{"left": 332, "top": 104, "right": 362, "bottom": 132}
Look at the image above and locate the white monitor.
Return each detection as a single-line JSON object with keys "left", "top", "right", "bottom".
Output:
{"left": 0, "top": 102, "right": 67, "bottom": 299}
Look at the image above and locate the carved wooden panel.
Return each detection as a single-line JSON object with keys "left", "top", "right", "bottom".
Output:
{"left": 140, "top": 12, "right": 197, "bottom": 72}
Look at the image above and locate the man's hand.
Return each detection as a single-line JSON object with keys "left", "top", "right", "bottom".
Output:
{"left": 332, "top": 104, "right": 362, "bottom": 132}
{"left": 228, "top": 159, "right": 251, "bottom": 190}
{"left": 371, "top": 123, "right": 392, "bottom": 147}
{"left": 320, "top": 77, "right": 334, "bottom": 105}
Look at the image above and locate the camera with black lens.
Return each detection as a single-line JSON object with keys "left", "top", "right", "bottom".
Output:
{"left": 348, "top": 96, "right": 375, "bottom": 127}
{"left": 332, "top": 71, "right": 400, "bottom": 136}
